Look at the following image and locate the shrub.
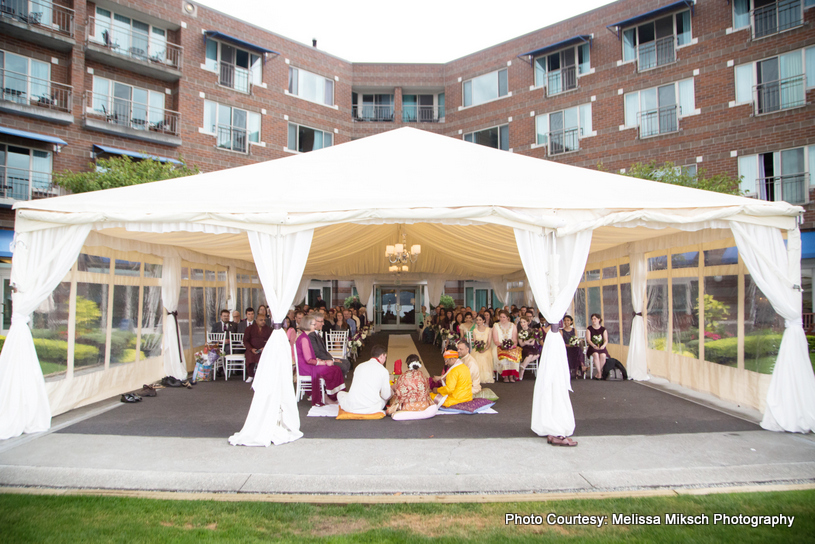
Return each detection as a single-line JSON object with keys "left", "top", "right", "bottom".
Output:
{"left": 33, "top": 338, "right": 99, "bottom": 366}
{"left": 77, "top": 330, "right": 135, "bottom": 360}
{"left": 439, "top": 294, "right": 455, "bottom": 309}
{"left": 807, "top": 335, "right": 815, "bottom": 353}
{"left": 31, "top": 329, "right": 59, "bottom": 340}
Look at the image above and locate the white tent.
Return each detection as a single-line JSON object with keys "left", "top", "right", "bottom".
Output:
{"left": 2, "top": 127, "right": 813, "bottom": 442}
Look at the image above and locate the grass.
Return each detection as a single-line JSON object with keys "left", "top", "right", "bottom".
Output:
{"left": 39, "top": 361, "right": 66, "bottom": 376}
{"left": 1, "top": 490, "right": 814, "bottom": 543}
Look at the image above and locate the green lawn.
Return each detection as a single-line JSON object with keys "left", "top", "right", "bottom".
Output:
{"left": 39, "top": 361, "right": 66, "bottom": 377}
{"left": 1, "top": 490, "right": 813, "bottom": 543}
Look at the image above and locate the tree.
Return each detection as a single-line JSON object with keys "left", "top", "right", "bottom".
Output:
{"left": 54, "top": 155, "right": 199, "bottom": 194}
{"left": 603, "top": 161, "right": 742, "bottom": 195}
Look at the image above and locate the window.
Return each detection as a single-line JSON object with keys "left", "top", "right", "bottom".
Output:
{"left": 402, "top": 93, "right": 445, "bottom": 122}
{"left": 624, "top": 79, "right": 695, "bottom": 138}
{"left": 204, "top": 39, "right": 261, "bottom": 93}
{"left": 91, "top": 76, "right": 165, "bottom": 131}
{"left": 0, "top": 144, "right": 52, "bottom": 201}
{"left": 352, "top": 93, "right": 394, "bottom": 122}
{"left": 738, "top": 145, "right": 813, "bottom": 204}
{"left": 92, "top": 7, "right": 172, "bottom": 65}
{"left": 0, "top": 50, "right": 50, "bottom": 105}
{"left": 288, "top": 67, "right": 334, "bottom": 106}
{"left": 621, "top": 9, "right": 691, "bottom": 71}
{"left": 464, "top": 125, "right": 509, "bottom": 151}
{"left": 287, "top": 123, "right": 333, "bottom": 153}
{"left": 535, "top": 104, "right": 592, "bottom": 155}
{"left": 462, "top": 69, "right": 508, "bottom": 107}
{"left": 533, "top": 43, "right": 590, "bottom": 95}
{"left": 203, "top": 100, "right": 261, "bottom": 153}
{"left": 734, "top": 48, "right": 810, "bottom": 114}
{"left": 733, "top": 0, "right": 803, "bottom": 38}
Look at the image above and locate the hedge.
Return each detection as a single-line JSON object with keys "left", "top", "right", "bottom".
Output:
{"left": 33, "top": 338, "right": 99, "bottom": 367}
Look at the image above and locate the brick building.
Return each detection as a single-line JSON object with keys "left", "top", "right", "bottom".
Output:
{"left": 1, "top": 0, "right": 814, "bottom": 317}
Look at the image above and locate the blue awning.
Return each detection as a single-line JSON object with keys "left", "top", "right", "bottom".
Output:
{"left": 204, "top": 31, "right": 279, "bottom": 55}
{"left": 0, "top": 126, "right": 67, "bottom": 147}
{"left": 607, "top": 0, "right": 694, "bottom": 34}
{"left": 0, "top": 230, "right": 14, "bottom": 259}
{"left": 93, "top": 144, "right": 183, "bottom": 165}
{"left": 803, "top": 231, "right": 815, "bottom": 260}
{"left": 519, "top": 35, "right": 593, "bottom": 59}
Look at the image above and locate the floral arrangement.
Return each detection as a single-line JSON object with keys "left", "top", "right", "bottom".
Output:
{"left": 473, "top": 340, "right": 487, "bottom": 353}
{"left": 591, "top": 334, "right": 603, "bottom": 347}
{"left": 195, "top": 345, "right": 221, "bottom": 365}
{"left": 531, "top": 328, "right": 545, "bottom": 343}
{"left": 518, "top": 329, "right": 531, "bottom": 342}
{"left": 439, "top": 328, "right": 451, "bottom": 340}
{"left": 501, "top": 339, "right": 514, "bottom": 350}
{"left": 568, "top": 335, "right": 580, "bottom": 347}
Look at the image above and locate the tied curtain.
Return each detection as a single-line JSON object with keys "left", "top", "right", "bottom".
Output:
{"left": 161, "top": 255, "right": 187, "bottom": 380}
{"left": 293, "top": 276, "right": 313, "bottom": 312}
{"left": 514, "top": 228, "right": 592, "bottom": 438}
{"left": 0, "top": 224, "right": 92, "bottom": 439}
{"left": 426, "top": 276, "right": 445, "bottom": 308}
{"left": 730, "top": 223, "right": 815, "bottom": 433}
{"left": 626, "top": 253, "right": 649, "bottom": 381}
{"left": 490, "top": 277, "right": 509, "bottom": 308}
{"left": 353, "top": 276, "right": 375, "bottom": 322}
{"left": 229, "top": 228, "right": 314, "bottom": 446}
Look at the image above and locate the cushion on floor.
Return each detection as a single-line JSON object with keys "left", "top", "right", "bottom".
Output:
{"left": 337, "top": 406, "right": 385, "bottom": 420}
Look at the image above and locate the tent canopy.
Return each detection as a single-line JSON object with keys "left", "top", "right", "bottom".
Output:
{"left": 13, "top": 128, "right": 800, "bottom": 280}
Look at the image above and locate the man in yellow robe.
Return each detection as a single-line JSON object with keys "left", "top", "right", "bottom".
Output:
{"left": 431, "top": 350, "right": 473, "bottom": 407}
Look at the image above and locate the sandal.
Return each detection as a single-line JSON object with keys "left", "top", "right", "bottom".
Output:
{"left": 547, "top": 435, "right": 578, "bottom": 447}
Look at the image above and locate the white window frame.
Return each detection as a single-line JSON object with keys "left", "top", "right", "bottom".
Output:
{"left": 461, "top": 68, "right": 510, "bottom": 109}
{"left": 534, "top": 103, "right": 594, "bottom": 155}
{"left": 201, "top": 100, "right": 262, "bottom": 153}
{"left": 731, "top": 0, "right": 805, "bottom": 38}
{"left": 400, "top": 92, "right": 446, "bottom": 122}
{"left": 463, "top": 124, "right": 510, "bottom": 151}
{"left": 203, "top": 39, "right": 262, "bottom": 94}
{"left": 738, "top": 145, "right": 813, "bottom": 203}
{"left": 285, "top": 122, "right": 334, "bottom": 154}
{"left": 0, "top": 50, "right": 51, "bottom": 103}
{"left": 0, "top": 143, "right": 53, "bottom": 201}
{"left": 286, "top": 66, "right": 336, "bottom": 109}
{"left": 533, "top": 42, "right": 593, "bottom": 93}
{"left": 91, "top": 6, "right": 170, "bottom": 64}
{"left": 620, "top": 8, "right": 693, "bottom": 70}
{"left": 623, "top": 78, "right": 698, "bottom": 134}
{"left": 89, "top": 76, "right": 165, "bottom": 127}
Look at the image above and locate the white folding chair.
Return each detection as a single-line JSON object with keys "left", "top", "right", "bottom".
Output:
{"left": 293, "top": 343, "right": 325, "bottom": 403}
{"left": 464, "top": 331, "right": 473, "bottom": 349}
{"left": 327, "top": 330, "right": 348, "bottom": 359}
{"left": 206, "top": 332, "right": 226, "bottom": 376}
{"left": 224, "top": 332, "right": 245, "bottom": 381}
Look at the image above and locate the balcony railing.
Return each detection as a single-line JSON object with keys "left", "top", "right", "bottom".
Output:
{"left": 752, "top": 0, "right": 802, "bottom": 39}
{"left": 547, "top": 127, "right": 580, "bottom": 155}
{"left": 0, "top": 166, "right": 66, "bottom": 201}
{"left": 401, "top": 104, "right": 444, "bottom": 123}
{"left": 352, "top": 105, "right": 395, "bottom": 122}
{"left": 754, "top": 74, "right": 806, "bottom": 115}
{"left": 216, "top": 125, "right": 247, "bottom": 153}
{"left": 638, "top": 36, "right": 676, "bottom": 72}
{"left": 86, "top": 16, "right": 183, "bottom": 70}
{"left": 218, "top": 62, "right": 250, "bottom": 93}
{"left": 758, "top": 172, "right": 809, "bottom": 205}
{"left": 1, "top": 68, "right": 72, "bottom": 112}
{"left": 547, "top": 66, "right": 577, "bottom": 96}
{"left": 0, "top": 0, "right": 74, "bottom": 37}
{"left": 84, "top": 90, "right": 180, "bottom": 136}
{"left": 638, "top": 104, "right": 678, "bottom": 138}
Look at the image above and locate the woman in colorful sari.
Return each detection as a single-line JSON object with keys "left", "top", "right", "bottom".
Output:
{"left": 492, "top": 309, "right": 521, "bottom": 382}
{"left": 295, "top": 315, "right": 345, "bottom": 406}
{"left": 387, "top": 355, "right": 434, "bottom": 415}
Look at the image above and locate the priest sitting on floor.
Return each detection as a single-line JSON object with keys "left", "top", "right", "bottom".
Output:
{"left": 430, "top": 350, "right": 473, "bottom": 407}
{"left": 337, "top": 344, "right": 392, "bottom": 415}
{"left": 296, "top": 315, "right": 346, "bottom": 407}
{"left": 456, "top": 339, "right": 481, "bottom": 395}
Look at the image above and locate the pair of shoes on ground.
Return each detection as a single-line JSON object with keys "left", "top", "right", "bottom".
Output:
{"left": 121, "top": 393, "right": 142, "bottom": 403}
{"left": 135, "top": 384, "right": 157, "bottom": 397}
{"left": 547, "top": 435, "right": 577, "bottom": 447}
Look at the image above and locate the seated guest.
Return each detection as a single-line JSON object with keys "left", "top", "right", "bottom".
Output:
{"left": 212, "top": 309, "right": 235, "bottom": 354}
{"left": 343, "top": 309, "right": 357, "bottom": 335}
{"left": 456, "top": 339, "right": 481, "bottom": 395}
{"left": 287, "top": 310, "right": 304, "bottom": 346}
{"left": 358, "top": 307, "right": 368, "bottom": 328}
{"left": 236, "top": 307, "right": 254, "bottom": 334}
{"left": 242, "top": 311, "right": 272, "bottom": 383}
{"left": 431, "top": 350, "right": 473, "bottom": 407}
{"left": 351, "top": 308, "right": 361, "bottom": 330}
{"left": 325, "top": 308, "right": 337, "bottom": 331}
{"left": 296, "top": 315, "right": 346, "bottom": 406}
{"left": 309, "top": 312, "right": 351, "bottom": 377}
{"left": 337, "top": 344, "right": 391, "bottom": 414}
{"left": 232, "top": 309, "right": 242, "bottom": 326}
{"left": 387, "top": 355, "right": 433, "bottom": 416}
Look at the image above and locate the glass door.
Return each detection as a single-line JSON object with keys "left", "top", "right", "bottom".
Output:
{"left": 380, "top": 287, "right": 397, "bottom": 326}
{"left": 399, "top": 288, "right": 416, "bottom": 325}
{"left": 377, "top": 286, "right": 418, "bottom": 329}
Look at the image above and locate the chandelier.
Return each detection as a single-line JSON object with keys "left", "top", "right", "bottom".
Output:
{"left": 386, "top": 233, "right": 420, "bottom": 273}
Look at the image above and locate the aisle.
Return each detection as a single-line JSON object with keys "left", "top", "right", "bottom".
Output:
{"left": 385, "top": 334, "right": 430, "bottom": 378}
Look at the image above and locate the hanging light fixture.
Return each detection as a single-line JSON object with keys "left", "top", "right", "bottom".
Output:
{"left": 386, "top": 232, "right": 420, "bottom": 272}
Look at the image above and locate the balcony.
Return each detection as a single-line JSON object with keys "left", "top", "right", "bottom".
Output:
{"left": 546, "top": 127, "right": 580, "bottom": 155}
{"left": 759, "top": 173, "right": 809, "bottom": 205}
{"left": 0, "top": 0, "right": 75, "bottom": 51}
{"left": 352, "top": 105, "right": 395, "bottom": 122}
{"left": 0, "top": 68, "right": 73, "bottom": 123}
{"left": 85, "top": 16, "right": 183, "bottom": 82}
{"left": 638, "top": 36, "right": 675, "bottom": 72}
{"left": 402, "top": 104, "right": 445, "bottom": 123}
{"left": 83, "top": 90, "right": 181, "bottom": 146}
{"left": 754, "top": 75, "right": 806, "bottom": 115}
{"left": 216, "top": 125, "right": 247, "bottom": 153}
{"left": 0, "top": 166, "right": 67, "bottom": 204}
{"left": 752, "top": 0, "right": 803, "bottom": 40}
{"left": 547, "top": 66, "right": 577, "bottom": 97}
{"left": 638, "top": 104, "right": 678, "bottom": 138}
{"left": 218, "top": 62, "right": 250, "bottom": 94}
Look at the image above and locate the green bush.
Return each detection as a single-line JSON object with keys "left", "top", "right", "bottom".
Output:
{"left": 0, "top": 335, "right": 4, "bottom": 353}
{"left": 702, "top": 333, "right": 784, "bottom": 364}
{"left": 439, "top": 294, "right": 455, "bottom": 309}
{"left": 31, "top": 329, "right": 59, "bottom": 340}
{"left": 33, "top": 338, "right": 99, "bottom": 367}
{"left": 77, "top": 330, "right": 135, "bottom": 360}
{"left": 807, "top": 335, "right": 815, "bottom": 353}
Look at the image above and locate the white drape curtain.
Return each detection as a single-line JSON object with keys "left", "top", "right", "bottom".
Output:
{"left": 293, "top": 276, "right": 312, "bottom": 310}
{"left": 426, "top": 275, "right": 445, "bottom": 308}
{"left": 490, "top": 276, "right": 509, "bottom": 308}
{"left": 354, "top": 276, "right": 375, "bottom": 322}
{"left": 515, "top": 228, "right": 592, "bottom": 438}
{"left": 161, "top": 254, "right": 187, "bottom": 380}
{"left": 731, "top": 223, "right": 815, "bottom": 433}
{"left": 229, "top": 228, "right": 314, "bottom": 447}
{"left": 0, "top": 224, "right": 92, "bottom": 439}
{"left": 226, "top": 265, "right": 237, "bottom": 313}
{"left": 626, "top": 253, "right": 649, "bottom": 381}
